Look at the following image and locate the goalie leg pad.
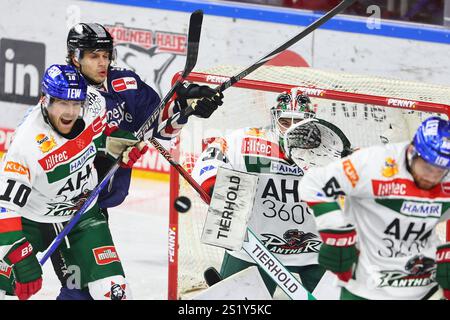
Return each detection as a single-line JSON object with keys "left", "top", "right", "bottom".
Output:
{"left": 88, "top": 275, "right": 132, "bottom": 300}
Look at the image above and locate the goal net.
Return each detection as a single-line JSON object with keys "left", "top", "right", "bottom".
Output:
{"left": 168, "top": 65, "right": 450, "bottom": 300}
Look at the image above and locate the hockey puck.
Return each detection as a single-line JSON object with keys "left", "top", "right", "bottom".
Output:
{"left": 174, "top": 196, "right": 192, "bottom": 213}
{"left": 204, "top": 267, "right": 222, "bottom": 286}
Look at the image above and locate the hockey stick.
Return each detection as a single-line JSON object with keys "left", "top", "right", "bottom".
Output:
{"left": 155, "top": 0, "right": 355, "bottom": 132}
{"left": 39, "top": 10, "right": 204, "bottom": 266}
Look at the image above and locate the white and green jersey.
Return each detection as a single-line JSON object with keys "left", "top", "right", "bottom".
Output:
{"left": 299, "top": 141, "right": 450, "bottom": 300}
{"left": 192, "top": 127, "right": 321, "bottom": 266}
{"left": 0, "top": 87, "right": 106, "bottom": 224}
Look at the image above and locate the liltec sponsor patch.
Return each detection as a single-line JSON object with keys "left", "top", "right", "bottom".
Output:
{"left": 270, "top": 161, "right": 304, "bottom": 176}
{"left": 372, "top": 178, "right": 448, "bottom": 198}
{"left": 93, "top": 246, "right": 121, "bottom": 265}
{"left": 242, "top": 137, "right": 282, "bottom": 159}
{"left": 70, "top": 146, "right": 95, "bottom": 173}
{"left": 400, "top": 201, "right": 442, "bottom": 218}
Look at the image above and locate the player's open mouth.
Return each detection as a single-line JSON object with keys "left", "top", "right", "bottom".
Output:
{"left": 61, "top": 118, "right": 74, "bottom": 125}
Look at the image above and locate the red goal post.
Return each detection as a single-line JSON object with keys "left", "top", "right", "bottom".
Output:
{"left": 168, "top": 65, "right": 450, "bottom": 300}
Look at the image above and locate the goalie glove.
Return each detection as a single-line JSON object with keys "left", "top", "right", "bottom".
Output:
{"left": 318, "top": 227, "right": 358, "bottom": 282}
{"left": 104, "top": 125, "right": 149, "bottom": 169}
{"left": 436, "top": 243, "right": 450, "bottom": 300}
{"left": 4, "top": 240, "right": 43, "bottom": 300}
{"left": 175, "top": 83, "right": 224, "bottom": 119}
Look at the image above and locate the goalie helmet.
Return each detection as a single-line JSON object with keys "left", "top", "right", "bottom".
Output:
{"left": 271, "top": 91, "right": 314, "bottom": 138}
{"left": 411, "top": 116, "right": 450, "bottom": 169}
{"left": 67, "top": 23, "right": 115, "bottom": 64}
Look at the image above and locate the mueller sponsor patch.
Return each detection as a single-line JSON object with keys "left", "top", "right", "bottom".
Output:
{"left": 372, "top": 178, "right": 449, "bottom": 198}
{"left": 93, "top": 246, "right": 121, "bottom": 265}
{"left": 112, "top": 77, "right": 138, "bottom": 92}
{"left": 342, "top": 159, "right": 359, "bottom": 187}
{"left": 400, "top": 201, "right": 442, "bottom": 218}
{"left": 241, "top": 137, "right": 282, "bottom": 158}
{"left": 36, "top": 133, "right": 57, "bottom": 153}
{"left": 4, "top": 161, "right": 29, "bottom": 179}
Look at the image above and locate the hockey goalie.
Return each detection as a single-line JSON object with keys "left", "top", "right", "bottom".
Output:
{"left": 191, "top": 90, "right": 352, "bottom": 299}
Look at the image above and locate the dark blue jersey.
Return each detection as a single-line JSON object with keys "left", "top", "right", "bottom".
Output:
{"left": 96, "top": 66, "right": 186, "bottom": 208}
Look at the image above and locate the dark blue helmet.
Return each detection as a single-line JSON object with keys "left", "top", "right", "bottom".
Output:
{"left": 413, "top": 116, "right": 450, "bottom": 169}
{"left": 42, "top": 64, "right": 87, "bottom": 101}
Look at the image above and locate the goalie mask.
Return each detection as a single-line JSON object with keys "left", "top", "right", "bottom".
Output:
{"left": 271, "top": 91, "right": 352, "bottom": 167}
{"left": 271, "top": 91, "right": 315, "bottom": 138}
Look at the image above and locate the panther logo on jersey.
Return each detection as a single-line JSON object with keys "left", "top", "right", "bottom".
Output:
{"left": 405, "top": 255, "right": 435, "bottom": 275}
{"left": 379, "top": 254, "right": 436, "bottom": 288}
{"left": 260, "top": 230, "right": 321, "bottom": 255}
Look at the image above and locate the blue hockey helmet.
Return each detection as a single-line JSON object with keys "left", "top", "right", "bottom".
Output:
{"left": 412, "top": 116, "right": 450, "bottom": 169}
{"left": 41, "top": 64, "right": 87, "bottom": 102}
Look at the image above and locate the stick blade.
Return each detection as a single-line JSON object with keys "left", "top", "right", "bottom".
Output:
{"left": 182, "top": 10, "right": 203, "bottom": 77}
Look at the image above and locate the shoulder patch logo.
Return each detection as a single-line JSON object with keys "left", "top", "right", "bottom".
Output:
{"left": 112, "top": 77, "right": 138, "bottom": 92}
{"left": 382, "top": 157, "right": 398, "bottom": 178}
{"left": 36, "top": 133, "right": 57, "bottom": 153}
{"left": 245, "top": 128, "right": 266, "bottom": 137}
{"left": 4, "top": 161, "right": 30, "bottom": 179}
{"left": 342, "top": 159, "right": 359, "bottom": 187}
